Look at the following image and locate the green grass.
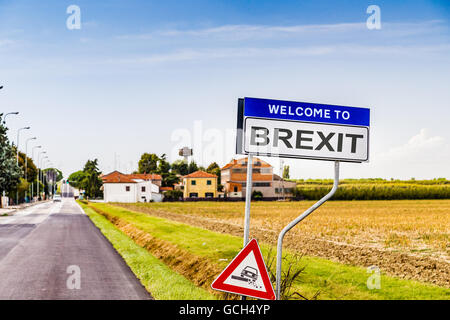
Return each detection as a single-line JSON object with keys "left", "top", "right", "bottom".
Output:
{"left": 79, "top": 202, "right": 216, "bottom": 300}
{"left": 88, "top": 202, "right": 450, "bottom": 300}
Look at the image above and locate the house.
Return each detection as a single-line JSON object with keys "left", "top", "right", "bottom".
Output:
{"left": 221, "top": 157, "right": 297, "bottom": 198}
{"left": 182, "top": 170, "right": 218, "bottom": 198}
{"left": 101, "top": 171, "right": 163, "bottom": 203}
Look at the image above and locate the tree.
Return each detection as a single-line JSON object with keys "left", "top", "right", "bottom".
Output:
{"left": 171, "top": 160, "right": 188, "bottom": 176}
{"left": 157, "top": 157, "right": 171, "bottom": 175}
{"left": 138, "top": 153, "right": 159, "bottom": 174}
{"left": 187, "top": 160, "right": 199, "bottom": 174}
{"left": 43, "top": 168, "right": 63, "bottom": 183}
{"left": 0, "top": 114, "right": 22, "bottom": 207}
{"left": 206, "top": 162, "right": 222, "bottom": 189}
{"left": 161, "top": 172, "right": 180, "bottom": 188}
{"left": 82, "top": 159, "right": 103, "bottom": 198}
{"left": 282, "top": 165, "right": 290, "bottom": 180}
{"left": 206, "top": 162, "right": 220, "bottom": 173}
{"left": 68, "top": 170, "right": 86, "bottom": 189}
{"left": 17, "top": 151, "right": 38, "bottom": 183}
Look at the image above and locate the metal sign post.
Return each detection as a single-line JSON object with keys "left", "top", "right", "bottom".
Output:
{"left": 241, "top": 153, "right": 253, "bottom": 300}
{"left": 243, "top": 154, "right": 253, "bottom": 247}
{"left": 275, "top": 160, "right": 340, "bottom": 299}
{"left": 231, "top": 97, "right": 370, "bottom": 300}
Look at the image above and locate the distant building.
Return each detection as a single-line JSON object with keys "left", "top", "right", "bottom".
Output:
{"left": 182, "top": 171, "right": 218, "bottom": 198}
{"left": 101, "top": 171, "right": 163, "bottom": 203}
{"left": 221, "top": 157, "right": 297, "bottom": 198}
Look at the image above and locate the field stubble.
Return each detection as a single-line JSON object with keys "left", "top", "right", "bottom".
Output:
{"left": 114, "top": 200, "right": 450, "bottom": 287}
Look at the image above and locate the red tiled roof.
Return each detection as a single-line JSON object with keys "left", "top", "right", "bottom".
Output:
{"left": 183, "top": 170, "right": 218, "bottom": 179}
{"left": 221, "top": 157, "right": 272, "bottom": 170}
{"left": 102, "top": 171, "right": 136, "bottom": 183}
{"left": 160, "top": 187, "right": 173, "bottom": 191}
{"left": 128, "top": 173, "right": 162, "bottom": 180}
{"left": 101, "top": 171, "right": 162, "bottom": 183}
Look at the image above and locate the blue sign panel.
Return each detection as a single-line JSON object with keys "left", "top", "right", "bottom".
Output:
{"left": 243, "top": 97, "right": 370, "bottom": 127}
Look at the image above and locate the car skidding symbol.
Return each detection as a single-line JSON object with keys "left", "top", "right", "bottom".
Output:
{"left": 231, "top": 266, "right": 258, "bottom": 282}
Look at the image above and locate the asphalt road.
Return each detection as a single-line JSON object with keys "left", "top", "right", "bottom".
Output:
{"left": 0, "top": 198, "right": 152, "bottom": 300}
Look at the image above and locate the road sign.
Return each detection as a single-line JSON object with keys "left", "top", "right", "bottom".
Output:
{"left": 237, "top": 97, "right": 370, "bottom": 162}
{"left": 211, "top": 239, "right": 275, "bottom": 300}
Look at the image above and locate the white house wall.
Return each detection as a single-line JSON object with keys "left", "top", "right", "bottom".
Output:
{"left": 104, "top": 183, "right": 137, "bottom": 203}
{"left": 104, "top": 181, "right": 161, "bottom": 203}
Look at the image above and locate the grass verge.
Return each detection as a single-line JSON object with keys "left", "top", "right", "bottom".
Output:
{"left": 85, "top": 202, "right": 450, "bottom": 300}
{"left": 79, "top": 201, "right": 216, "bottom": 300}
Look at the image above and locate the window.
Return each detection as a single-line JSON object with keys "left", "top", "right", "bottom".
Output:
{"left": 205, "top": 192, "right": 214, "bottom": 198}
{"left": 191, "top": 180, "right": 196, "bottom": 185}
{"left": 254, "top": 182, "right": 271, "bottom": 187}
{"left": 233, "top": 186, "right": 238, "bottom": 192}
{"left": 276, "top": 188, "right": 294, "bottom": 194}
{"left": 189, "top": 192, "right": 198, "bottom": 198}
{"left": 242, "top": 182, "right": 270, "bottom": 187}
{"left": 125, "top": 186, "right": 130, "bottom": 192}
{"left": 141, "top": 186, "right": 146, "bottom": 192}
{"left": 207, "top": 180, "right": 212, "bottom": 185}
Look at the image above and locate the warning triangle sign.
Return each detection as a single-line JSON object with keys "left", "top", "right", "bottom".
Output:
{"left": 211, "top": 239, "right": 275, "bottom": 300}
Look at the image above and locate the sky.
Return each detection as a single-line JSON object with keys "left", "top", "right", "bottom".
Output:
{"left": 0, "top": 0, "right": 449, "bottom": 179}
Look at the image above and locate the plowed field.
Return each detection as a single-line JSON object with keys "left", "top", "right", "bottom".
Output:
{"left": 112, "top": 200, "right": 450, "bottom": 287}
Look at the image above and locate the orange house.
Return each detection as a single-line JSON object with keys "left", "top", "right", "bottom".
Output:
{"left": 221, "top": 157, "right": 297, "bottom": 198}
{"left": 221, "top": 157, "right": 272, "bottom": 197}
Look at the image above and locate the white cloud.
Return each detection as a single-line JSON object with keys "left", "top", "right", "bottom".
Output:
{"left": 368, "top": 129, "right": 450, "bottom": 178}
{"left": 108, "top": 19, "right": 450, "bottom": 66}
{"left": 104, "top": 46, "right": 335, "bottom": 65}
{"left": 377, "top": 129, "right": 447, "bottom": 163}
{"left": 118, "top": 20, "right": 446, "bottom": 41}
{"left": 289, "top": 129, "right": 450, "bottom": 179}
{"left": 101, "top": 44, "right": 450, "bottom": 66}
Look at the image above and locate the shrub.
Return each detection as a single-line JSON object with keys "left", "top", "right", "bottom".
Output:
{"left": 163, "top": 190, "right": 183, "bottom": 201}
{"left": 251, "top": 190, "right": 263, "bottom": 200}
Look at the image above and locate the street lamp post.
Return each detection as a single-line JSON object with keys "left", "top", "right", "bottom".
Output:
{"left": 37, "top": 151, "right": 46, "bottom": 201}
{"left": 46, "top": 163, "right": 55, "bottom": 197}
{"left": 3, "top": 112, "right": 19, "bottom": 125}
{"left": 24, "top": 137, "right": 37, "bottom": 202}
{"left": 31, "top": 146, "right": 42, "bottom": 201}
{"left": 41, "top": 156, "right": 49, "bottom": 200}
{"left": 43, "top": 160, "right": 52, "bottom": 198}
{"left": 16, "top": 126, "right": 30, "bottom": 165}
{"left": 15, "top": 127, "right": 30, "bottom": 204}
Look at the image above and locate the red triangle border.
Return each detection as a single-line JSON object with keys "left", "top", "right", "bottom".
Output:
{"left": 211, "top": 239, "right": 275, "bottom": 300}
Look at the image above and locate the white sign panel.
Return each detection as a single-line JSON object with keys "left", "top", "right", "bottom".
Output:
{"left": 244, "top": 117, "right": 369, "bottom": 162}
{"left": 237, "top": 97, "right": 370, "bottom": 163}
